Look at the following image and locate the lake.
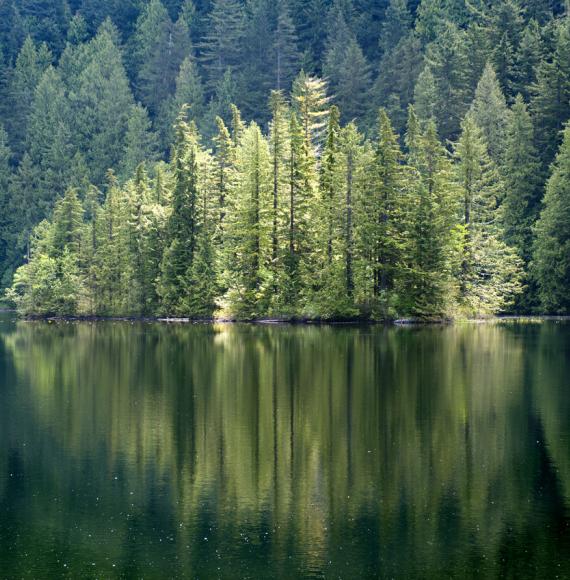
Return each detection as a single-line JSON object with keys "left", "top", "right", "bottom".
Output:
{"left": 0, "top": 314, "right": 569, "bottom": 578}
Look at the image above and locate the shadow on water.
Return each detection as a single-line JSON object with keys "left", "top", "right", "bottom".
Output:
{"left": 0, "top": 315, "right": 569, "bottom": 578}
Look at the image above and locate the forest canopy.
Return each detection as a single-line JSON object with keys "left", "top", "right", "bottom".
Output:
{"left": 0, "top": 0, "right": 569, "bottom": 318}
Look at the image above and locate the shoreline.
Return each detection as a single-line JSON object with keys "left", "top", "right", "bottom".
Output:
{"left": 3, "top": 312, "right": 569, "bottom": 325}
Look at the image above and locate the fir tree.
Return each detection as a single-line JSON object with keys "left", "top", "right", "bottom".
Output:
{"left": 272, "top": 0, "right": 300, "bottom": 91}
{"left": 423, "top": 22, "right": 472, "bottom": 139}
{"left": 159, "top": 109, "right": 200, "bottom": 313}
{"left": 0, "top": 126, "right": 12, "bottom": 286}
{"left": 8, "top": 37, "right": 52, "bottom": 158}
{"left": 121, "top": 104, "right": 158, "bottom": 180}
{"left": 532, "top": 123, "right": 570, "bottom": 313}
{"left": 454, "top": 115, "right": 523, "bottom": 315}
{"left": 531, "top": 16, "right": 570, "bottom": 167}
{"left": 224, "top": 123, "right": 272, "bottom": 317}
{"left": 26, "top": 66, "right": 75, "bottom": 203}
{"left": 357, "top": 109, "right": 408, "bottom": 317}
{"left": 502, "top": 95, "right": 542, "bottom": 264}
{"left": 469, "top": 63, "right": 511, "bottom": 166}
{"left": 200, "top": 0, "right": 245, "bottom": 90}
{"left": 73, "top": 22, "right": 136, "bottom": 186}
{"left": 405, "top": 108, "right": 459, "bottom": 317}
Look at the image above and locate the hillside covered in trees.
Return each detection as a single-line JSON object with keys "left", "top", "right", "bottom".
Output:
{"left": 0, "top": 0, "right": 569, "bottom": 318}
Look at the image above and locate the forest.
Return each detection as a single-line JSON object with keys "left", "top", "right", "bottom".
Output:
{"left": 0, "top": 0, "right": 569, "bottom": 319}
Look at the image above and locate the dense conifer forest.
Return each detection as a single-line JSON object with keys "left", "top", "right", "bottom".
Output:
{"left": 0, "top": 0, "right": 569, "bottom": 318}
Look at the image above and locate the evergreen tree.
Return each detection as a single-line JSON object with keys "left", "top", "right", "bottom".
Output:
{"left": 373, "top": 32, "right": 424, "bottom": 133}
{"left": 454, "top": 115, "right": 523, "bottom": 315}
{"left": 205, "top": 68, "right": 237, "bottom": 136}
{"left": 138, "top": 16, "right": 192, "bottom": 114}
{"left": 8, "top": 37, "right": 52, "bottom": 158}
{"left": 26, "top": 66, "right": 75, "bottom": 204}
{"left": 405, "top": 108, "right": 460, "bottom": 316}
{"left": 282, "top": 110, "right": 317, "bottom": 309}
{"left": 531, "top": 16, "right": 570, "bottom": 167}
{"left": 224, "top": 123, "right": 272, "bottom": 316}
{"left": 513, "top": 19, "right": 544, "bottom": 100}
{"left": 357, "top": 109, "right": 408, "bottom": 317}
{"left": 413, "top": 65, "right": 438, "bottom": 123}
{"left": 327, "top": 37, "right": 371, "bottom": 123}
{"left": 18, "top": 0, "right": 70, "bottom": 54}
{"left": 72, "top": 22, "right": 136, "bottom": 186}
{"left": 532, "top": 123, "right": 570, "bottom": 313}
{"left": 469, "top": 63, "right": 511, "bottom": 166}
{"left": 0, "top": 125, "right": 12, "bottom": 286}
{"left": 292, "top": 71, "right": 329, "bottom": 147}
{"left": 159, "top": 113, "right": 198, "bottom": 312}
{"left": 380, "top": 0, "right": 412, "bottom": 56}
{"left": 502, "top": 95, "right": 542, "bottom": 263}
{"left": 488, "top": 0, "right": 524, "bottom": 96}
{"left": 121, "top": 104, "right": 159, "bottom": 180}
{"left": 423, "top": 22, "right": 472, "bottom": 139}
{"left": 272, "top": 0, "right": 300, "bottom": 91}
{"left": 213, "top": 115, "right": 235, "bottom": 241}
{"left": 200, "top": 0, "right": 245, "bottom": 90}
{"left": 129, "top": 0, "right": 171, "bottom": 79}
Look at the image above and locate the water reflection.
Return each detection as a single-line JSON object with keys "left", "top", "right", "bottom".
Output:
{"left": 0, "top": 317, "right": 569, "bottom": 578}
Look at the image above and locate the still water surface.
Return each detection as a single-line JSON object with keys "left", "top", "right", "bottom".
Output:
{"left": 0, "top": 314, "right": 569, "bottom": 578}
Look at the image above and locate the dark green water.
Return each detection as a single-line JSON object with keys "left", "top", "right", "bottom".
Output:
{"left": 0, "top": 315, "right": 569, "bottom": 579}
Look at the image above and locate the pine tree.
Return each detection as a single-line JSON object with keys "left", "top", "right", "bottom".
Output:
{"left": 224, "top": 123, "right": 272, "bottom": 317}
{"left": 380, "top": 0, "right": 412, "bottom": 56}
{"left": 323, "top": 6, "right": 371, "bottom": 123}
{"left": 532, "top": 123, "right": 570, "bottom": 313}
{"left": 121, "top": 104, "right": 158, "bottom": 179}
{"left": 0, "top": 125, "right": 13, "bottom": 287}
{"left": 213, "top": 115, "right": 234, "bottom": 242}
{"left": 159, "top": 109, "right": 200, "bottom": 313}
{"left": 502, "top": 95, "right": 542, "bottom": 263}
{"left": 128, "top": 0, "right": 171, "bottom": 79}
{"left": 292, "top": 71, "right": 329, "bottom": 147}
{"left": 469, "top": 63, "right": 511, "bottom": 166}
{"left": 18, "top": 0, "right": 70, "bottom": 54}
{"left": 414, "top": 65, "right": 438, "bottom": 123}
{"left": 73, "top": 21, "right": 136, "bottom": 186}
{"left": 373, "top": 32, "right": 424, "bottom": 134}
{"left": 26, "top": 66, "right": 75, "bottom": 205}
{"left": 51, "top": 188, "right": 84, "bottom": 257}
{"left": 94, "top": 173, "right": 130, "bottom": 314}
{"left": 405, "top": 108, "right": 460, "bottom": 316}
{"left": 239, "top": 0, "right": 274, "bottom": 120}
{"left": 531, "top": 16, "right": 570, "bottom": 167}
{"left": 357, "top": 109, "right": 408, "bottom": 318}
{"left": 158, "top": 56, "right": 206, "bottom": 149}
{"left": 423, "top": 22, "right": 472, "bottom": 139}
{"left": 332, "top": 38, "right": 371, "bottom": 123}
{"left": 8, "top": 37, "right": 52, "bottom": 158}
{"left": 282, "top": 110, "right": 317, "bottom": 309}
{"left": 200, "top": 0, "right": 245, "bottom": 90}
{"left": 268, "top": 90, "right": 289, "bottom": 281}
{"left": 138, "top": 16, "right": 192, "bottom": 114}
{"left": 454, "top": 114, "right": 523, "bottom": 315}
{"left": 205, "top": 68, "right": 237, "bottom": 137}
{"left": 488, "top": 0, "right": 524, "bottom": 96}
{"left": 513, "top": 19, "right": 544, "bottom": 100}
{"left": 272, "top": 0, "right": 300, "bottom": 91}
{"left": 319, "top": 105, "right": 342, "bottom": 266}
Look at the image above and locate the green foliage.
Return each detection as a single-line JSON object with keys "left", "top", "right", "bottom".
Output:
{"left": 454, "top": 115, "right": 523, "bottom": 316}
{"left": 502, "top": 95, "right": 542, "bottom": 310}
{"left": 0, "top": 0, "right": 567, "bottom": 319}
{"left": 532, "top": 124, "right": 570, "bottom": 313}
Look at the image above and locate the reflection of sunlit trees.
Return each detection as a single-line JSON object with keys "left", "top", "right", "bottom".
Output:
{"left": 0, "top": 321, "right": 569, "bottom": 576}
